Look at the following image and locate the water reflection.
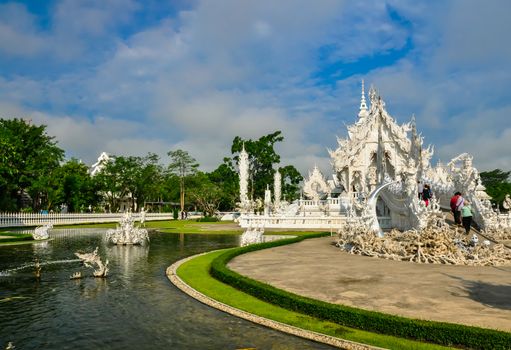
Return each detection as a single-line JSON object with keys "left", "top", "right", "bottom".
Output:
{"left": 0, "top": 230, "right": 334, "bottom": 350}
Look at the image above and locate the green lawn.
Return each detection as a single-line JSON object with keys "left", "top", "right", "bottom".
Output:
{"left": 53, "top": 219, "right": 245, "bottom": 234}
{"left": 177, "top": 249, "right": 452, "bottom": 350}
{"left": 49, "top": 219, "right": 320, "bottom": 236}
{"left": 0, "top": 232, "right": 35, "bottom": 245}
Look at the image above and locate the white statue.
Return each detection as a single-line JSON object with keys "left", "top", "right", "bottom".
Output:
{"left": 503, "top": 194, "right": 511, "bottom": 211}
{"left": 240, "top": 223, "right": 264, "bottom": 246}
{"left": 75, "top": 247, "right": 109, "bottom": 277}
{"left": 33, "top": 223, "right": 53, "bottom": 240}
{"left": 140, "top": 207, "right": 146, "bottom": 226}
{"left": 274, "top": 170, "right": 281, "bottom": 210}
{"left": 264, "top": 186, "right": 272, "bottom": 216}
{"left": 238, "top": 144, "right": 250, "bottom": 212}
{"left": 106, "top": 211, "right": 149, "bottom": 245}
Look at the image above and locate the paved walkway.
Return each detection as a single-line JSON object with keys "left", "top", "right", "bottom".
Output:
{"left": 229, "top": 236, "right": 511, "bottom": 332}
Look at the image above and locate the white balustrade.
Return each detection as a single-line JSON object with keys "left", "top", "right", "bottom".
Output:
{"left": 0, "top": 212, "right": 174, "bottom": 228}
{"left": 239, "top": 214, "right": 347, "bottom": 230}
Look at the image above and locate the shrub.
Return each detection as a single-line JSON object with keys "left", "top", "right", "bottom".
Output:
{"left": 173, "top": 208, "right": 179, "bottom": 220}
{"left": 196, "top": 216, "right": 219, "bottom": 222}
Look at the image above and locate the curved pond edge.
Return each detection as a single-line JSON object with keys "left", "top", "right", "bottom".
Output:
{"left": 167, "top": 251, "right": 384, "bottom": 350}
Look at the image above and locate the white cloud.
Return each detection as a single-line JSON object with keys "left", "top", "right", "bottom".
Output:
{"left": 1, "top": 0, "right": 511, "bottom": 179}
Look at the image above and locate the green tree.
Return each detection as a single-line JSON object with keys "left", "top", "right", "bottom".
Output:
{"left": 131, "top": 153, "right": 164, "bottom": 210}
{"left": 188, "top": 172, "right": 222, "bottom": 216}
{"left": 93, "top": 156, "right": 125, "bottom": 212}
{"left": 226, "top": 131, "right": 303, "bottom": 202}
{"left": 208, "top": 162, "right": 239, "bottom": 211}
{"left": 480, "top": 169, "right": 511, "bottom": 208}
{"left": 54, "top": 159, "right": 100, "bottom": 212}
{"left": 93, "top": 154, "right": 164, "bottom": 212}
{"left": 167, "top": 149, "right": 199, "bottom": 213}
{"left": 279, "top": 165, "right": 304, "bottom": 201}
{"left": 0, "top": 118, "right": 64, "bottom": 211}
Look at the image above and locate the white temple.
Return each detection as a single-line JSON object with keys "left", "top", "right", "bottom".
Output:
{"left": 238, "top": 81, "right": 511, "bottom": 233}
{"left": 90, "top": 152, "right": 111, "bottom": 176}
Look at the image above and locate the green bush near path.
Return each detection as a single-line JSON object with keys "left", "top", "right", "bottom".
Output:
{"left": 209, "top": 233, "right": 511, "bottom": 350}
{"left": 177, "top": 247, "right": 451, "bottom": 349}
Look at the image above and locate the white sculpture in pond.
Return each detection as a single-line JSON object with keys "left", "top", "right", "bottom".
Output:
{"left": 75, "top": 247, "right": 109, "bottom": 277}
{"left": 106, "top": 211, "right": 149, "bottom": 245}
{"left": 240, "top": 224, "right": 264, "bottom": 246}
{"left": 33, "top": 223, "right": 53, "bottom": 240}
{"left": 140, "top": 207, "right": 147, "bottom": 226}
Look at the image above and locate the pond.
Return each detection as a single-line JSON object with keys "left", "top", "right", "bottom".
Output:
{"left": 0, "top": 230, "right": 334, "bottom": 349}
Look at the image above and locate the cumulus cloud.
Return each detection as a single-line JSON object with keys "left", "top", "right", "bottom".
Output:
{"left": 0, "top": 0, "right": 510, "bottom": 178}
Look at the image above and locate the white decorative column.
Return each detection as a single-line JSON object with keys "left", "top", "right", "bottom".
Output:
{"left": 274, "top": 170, "right": 281, "bottom": 210}
{"left": 239, "top": 144, "right": 249, "bottom": 212}
{"left": 264, "top": 185, "right": 272, "bottom": 216}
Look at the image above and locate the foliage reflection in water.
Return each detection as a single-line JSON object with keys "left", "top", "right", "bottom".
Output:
{"left": 0, "top": 230, "right": 334, "bottom": 350}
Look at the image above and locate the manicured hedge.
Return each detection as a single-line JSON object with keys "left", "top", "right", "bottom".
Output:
{"left": 210, "top": 233, "right": 511, "bottom": 350}
{"left": 196, "top": 216, "right": 220, "bottom": 222}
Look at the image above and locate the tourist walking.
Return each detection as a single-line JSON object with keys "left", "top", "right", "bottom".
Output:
{"left": 461, "top": 200, "right": 473, "bottom": 234}
{"left": 422, "top": 184, "right": 432, "bottom": 207}
{"left": 417, "top": 181, "right": 423, "bottom": 199}
{"left": 450, "top": 192, "right": 464, "bottom": 225}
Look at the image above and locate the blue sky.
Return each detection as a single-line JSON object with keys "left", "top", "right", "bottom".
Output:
{"left": 1, "top": 0, "right": 510, "bottom": 175}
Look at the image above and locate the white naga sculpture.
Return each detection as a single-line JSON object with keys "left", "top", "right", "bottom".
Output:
{"left": 33, "top": 223, "right": 53, "bottom": 240}
{"left": 106, "top": 211, "right": 149, "bottom": 245}
{"left": 75, "top": 247, "right": 109, "bottom": 277}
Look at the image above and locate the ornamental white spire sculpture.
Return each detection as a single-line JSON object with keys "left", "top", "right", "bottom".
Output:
{"left": 239, "top": 143, "right": 249, "bottom": 207}
{"left": 274, "top": 169, "right": 281, "bottom": 209}
{"left": 358, "top": 79, "right": 369, "bottom": 119}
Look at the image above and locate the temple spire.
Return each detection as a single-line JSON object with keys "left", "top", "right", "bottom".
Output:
{"left": 358, "top": 79, "right": 369, "bottom": 119}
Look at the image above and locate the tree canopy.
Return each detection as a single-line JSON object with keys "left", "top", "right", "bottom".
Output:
{"left": 480, "top": 169, "right": 511, "bottom": 208}
{"left": 226, "top": 131, "right": 302, "bottom": 201}
{"left": 0, "top": 118, "right": 64, "bottom": 211}
{"left": 167, "top": 149, "right": 199, "bottom": 212}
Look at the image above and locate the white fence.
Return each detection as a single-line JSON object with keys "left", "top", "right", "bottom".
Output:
{"left": 239, "top": 215, "right": 347, "bottom": 230}
{"left": 0, "top": 212, "right": 174, "bottom": 228}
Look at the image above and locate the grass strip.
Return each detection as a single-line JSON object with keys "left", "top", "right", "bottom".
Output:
{"left": 210, "top": 234, "right": 511, "bottom": 350}
{"left": 177, "top": 249, "right": 451, "bottom": 350}
{"left": 55, "top": 220, "right": 245, "bottom": 234}
{"left": 0, "top": 232, "right": 34, "bottom": 244}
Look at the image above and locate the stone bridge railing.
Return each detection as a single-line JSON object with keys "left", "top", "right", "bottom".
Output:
{"left": 0, "top": 212, "right": 174, "bottom": 228}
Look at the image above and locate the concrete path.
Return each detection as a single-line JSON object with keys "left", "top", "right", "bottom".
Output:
{"left": 229, "top": 236, "right": 511, "bottom": 332}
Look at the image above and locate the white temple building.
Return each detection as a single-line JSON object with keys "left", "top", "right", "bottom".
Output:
{"left": 238, "top": 81, "right": 511, "bottom": 233}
